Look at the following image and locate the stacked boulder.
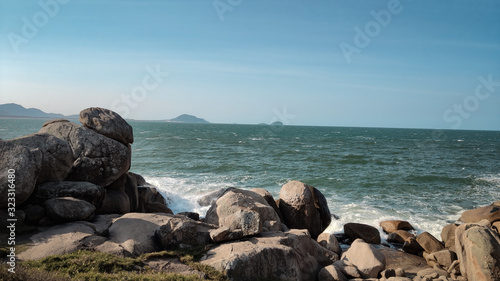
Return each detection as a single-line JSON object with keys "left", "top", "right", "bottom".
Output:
{"left": 0, "top": 107, "right": 170, "bottom": 227}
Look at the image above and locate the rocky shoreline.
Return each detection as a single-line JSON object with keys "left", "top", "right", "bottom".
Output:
{"left": 1, "top": 107, "right": 499, "bottom": 281}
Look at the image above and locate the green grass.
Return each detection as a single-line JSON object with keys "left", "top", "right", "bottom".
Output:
{"left": 0, "top": 249, "right": 228, "bottom": 281}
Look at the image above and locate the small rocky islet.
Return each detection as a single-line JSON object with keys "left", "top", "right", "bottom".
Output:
{"left": 1, "top": 107, "right": 499, "bottom": 281}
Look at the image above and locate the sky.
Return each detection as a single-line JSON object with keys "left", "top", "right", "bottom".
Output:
{"left": 1, "top": 0, "right": 499, "bottom": 130}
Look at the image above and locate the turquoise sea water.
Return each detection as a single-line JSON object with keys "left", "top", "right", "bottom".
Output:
{"left": 1, "top": 118, "right": 499, "bottom": 238}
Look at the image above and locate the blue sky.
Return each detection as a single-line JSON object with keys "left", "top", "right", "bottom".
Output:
{"left": 1, "top": 0, "right": 499, "bottom": 130}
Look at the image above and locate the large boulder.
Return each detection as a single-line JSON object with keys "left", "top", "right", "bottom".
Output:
{"left": 459, "top": 201, "right": 500, "bottom": 224}
{"left": 344, "top": 223, "right": 381, "bottom": 244}
{"left": 137, "top": 186, "right": 168, "bottom": 213}
{"left": 201, "top": 229, "right": 338, "bottom": 281}
{"left": 341, "top": 239, "right": 386, "bottom": 279}
{"left": 441, "top": 223, "right": 459, "bottom": 249}
{"left": 9, "top": 133, "right": 74, "bottom": 184}
{"left": 387, "top": 230, "right": 414, "bottom": 244}
{"left": 278, "top": 181, "right": 331, "bottom": 239}
{"left": 96, "top": 213, "right": 174, "bottom": 257}
{"left": 250, "top": 188, "right": 284, "bottom": 223}
{"left": 32, "top": 181, "right": 103, "bottom": 206}
{"left": 98, "top": 189, "right": 131, "bottom": 214}
{"left": 204, "top": 188, "right": 281, "bottom": 239}
{"left": 38, "top": 119, "right": 131, "bottom": 187}
{"left": 318, "top": 264, "right": 348, "bottom": 281}
{"left": 455, "top": 220, "right": 500, "bottom": 281}
{"left": 155, "top": 215, "right": 216, "bottom": 249}
{"left": 0, "top": 140, "right": 42, "bottom": 206}
{"left": 79, "top": 107, "right": 133, "bottom": 145}
{"left": 380, "top": 220, "right": 414, "bottom": 234}
{"left": 43, "top": 197, "right": 95, "bottom": 223}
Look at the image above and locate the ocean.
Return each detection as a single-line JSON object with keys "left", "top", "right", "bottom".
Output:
{"left": 2, "top": 118, "right": 499, "bottom": 239}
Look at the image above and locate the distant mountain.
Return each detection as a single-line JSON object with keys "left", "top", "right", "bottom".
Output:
{"left": 167, "top": 114, "right": 210, "bottom": 124}
{"left": 0, "top": 103, "right": 69, "bottom": 118}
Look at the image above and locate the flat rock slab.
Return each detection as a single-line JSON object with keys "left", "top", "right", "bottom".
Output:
{"left": 17, "top": 222, "right": 96, "bottom": 260}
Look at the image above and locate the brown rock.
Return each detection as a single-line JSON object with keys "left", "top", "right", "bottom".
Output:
{"left": 201, "top": 229, "right": 337, "bottom": 281}
{"left": 379, "top": 247, "right": 431, "bottom": 276}
{"left": 344, "top": 223, "right": 381, "bottom": 244}
{"left": 402, "top": 237, "right": 424, "bottom": 255}
{"left": 250, "top": 187, "right": 284, "bottom": 223}
{"left": 380, "top": 220, "right": 414, "bottom": 234}
{"left": 318, "top": 231, "right": 342, "bottom": 255}
{"left": 341, "top": 239, "right": 386, "bottom": 278}
{"left": 278, "top": 180, "right": 331, "bottom": 239}
{"left": 455, "top": 220, "right": 500, "bottom": 281}
{"left": 334, "top": 260, "right": 362, "bottom": 279}
{"left": 416, "top": 232, "right": 444, "bottom": 254}
{"left": 424, "top": 249, "right": 456, "bottom": 269}
{"left": 441, "top": 223, "right": 458, "bottom": 249}
{"left": 493, "top": 221, "right": 500, "bottom": 234}
{"left": 79, "top": 107, "right": 133, "bottom": 145}
{"left": 137, "top": 186, "right": 168, "bottom": 213}
{"left": 388, "top": 230, "right": 414, "bottom": 244}
{"left": 459, "top": 202, "right": 500, "bottom": 224}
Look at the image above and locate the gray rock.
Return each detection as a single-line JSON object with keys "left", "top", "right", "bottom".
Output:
{"left": 79, "top": 107, "right": 133, "bottom": 145}
{"left": 250, "top": 187, "right": 284, "bottom": 223}
{"left": 33, "top": 181, "right": 103, "bottom": 206}
{"left": 0, "top": 140, "right": 42, "bottom": 206}
{"left": 197, "top": 187, "right": 229, "bottom": 207}
{"left": 201, "top": 229, "right": 338, "bottom": 281}
{"left": 155, "top": 215, "right": 216, "bottom": 249}
{"left": 39, "top": 119, "right": 131, "bottom": 187}
{"left": 9, "top": 133, "right": 74, "bottom": 184}
{"left": 137, "top": 186, "right": 168, "bottom": 213}
{"left": 23, "top": 204, "right": 46, "bottom": 225}
{"left": 204, "top": 188, "right": 281, "bottom": 240}
{"left": 44, "top": 197, "right": 95, "bottom": 223}
{"left": 278, "top": 180, "right": 332, "bottom": 239}
{"left": 99, "top": 189, "right": 130, "bottom": 214}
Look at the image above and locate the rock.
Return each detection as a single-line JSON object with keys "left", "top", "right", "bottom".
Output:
{"left": 441, "top": 223, "right": 458, "bottom": 249}
{"left": 146, "top": 202, "right": 173, "bottom": 214}
{"left": 334, "top": 260, "right": 362, "bottom": 278}
{"left": 344, "top": 223, "right": 381, "bottom": 244}
{"left": 493, "top": 221, "right": 500, "bottom": 234}
{"left": 459, "top": 201, "right": 500, "bottom": 224}
{"left": 137, "top": 186, "right": 168, "bottom": 213}
{"left": 0, "top": 140, "right": 42, "bottom": 206}
{"left": 23, "top": 205, "right": 46, "bottom": 225}
{"left": 39, "top": 119, "right": 131, "bottom": 187}
{"left": 455, "top": 220, "right": 500, "bottom": 281}
{"left": 155, "top": 215, "right": 216, "bottom": 249}
{"left": 278, "top": 180, "right": 332, "bottom": 239}
{"left": 386, "top": 278, "right": 412, "bottom": 281}
{"left": 388, "top": 230, "right": 414, "bottom": 244}
{"left": 197, "top": 188, "right": 229, "bottom": 207}
{"left": 125, "top": 173, "right": 139, "bottom": 211}
{"left": 79, "top": 107, "right": 133, "bottom": 145}
{"left": 201, "top": 229, "right": 337, "bottom": 281}
{"left": 317, "top": 231, "right": 342, "bottom": 256}
{"left": 424, "top": 249, "right": 457, "bottom": 269}
{"left": 380, "top": 220, "right": 414, "bottom": 234}
{"left": 96, "top": 213, "right": 174, "bottom": 257}
{"left": 177, "top": 212, "right": 200, "bottom": 221}
{"left": 416, "top": 232, "right": 444, "bottom": 254}
{"left": 204, "top": 188, "right": 281, "bottom": 239}
{"left": 99, "top": 189, "right": 130, "bottom": 214}
{"left": 18, "top": 221, "right": 96, "bottom": 260}
{"left": 402, "top": 236, "right": 425, "bottom": 255}
{"left": 415, "top": 268, "right": 449, "bottom": 280}
{"left": 250, "top": 187, "right": 284, "bottom": 223}
{"left": 341, "top": 239, "right": 386, "bottom": 278}
{"left": 9, "top": 133, "right": 74, "bottom": 184}
{"left": 319, "top": 265, "right": 348, "bottom": 281}
{"left": 32, "top": 181, "right": 104, "bottom": 206}
{"left": 44, "top": 197, "right": 95, "bottom": 223}
{"left": 145, "top": 257, "right": 205, "bottom": 279}
{"left": 379, "top": 246, "right": 431, "bottom": 276}
{"left": 381, "top": 268, "right": 397, "bottom": 279}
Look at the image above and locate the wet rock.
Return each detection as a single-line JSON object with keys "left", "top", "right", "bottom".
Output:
{"left": 402, "top": 236, "right": 425, "bottom": 255}
{"left": 380, "top": 220, "right": 414, "bottom": 234}
{"left": 388, "top": 230, "right": 414, "bottom": 244}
